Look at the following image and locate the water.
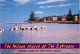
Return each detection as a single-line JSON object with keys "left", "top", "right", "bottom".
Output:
{"left": 0, "top": 23, "right": 80, "bottom": 53}
{"left": 0, "top": 23, "right": 80, "bottom": 43}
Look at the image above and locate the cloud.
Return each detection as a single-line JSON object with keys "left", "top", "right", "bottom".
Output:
{"left": 37, "top": 0, "right": 68, "bottom": 4}
{"left": 0, "top": 0, "right": 6, "bottom": 1}
{"left": 34, "top": 11, "right": 44, "bottom": 14}
{"left": 14, "top": 0, "right": 30, "bottom": 4}
{"left": 59, "top": 4, "right": 73, "bottom": 6}
{"left": 14, "top": 0, "right": 35, "bottom": 4}
{"left": 40, "top": 3, "right": 74, "bottom": 8}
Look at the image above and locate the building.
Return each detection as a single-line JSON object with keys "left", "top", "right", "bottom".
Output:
{"left": 73, "top": 14, "right": 79, "bottom": 21}
{"left": 52, "top": 16, "right": 58, "bottom": 21}
{"left": 62, "top": 16, "right": 66, "bottom": 22}
{"left": 40, "top": 18, "right": 43, "bottom": 21}
{"left": 57, "top": 16, "right": 62, "bottom": 21}
{"left": 35, "top": 16, "right": 40, "bottom": 21}
{"left": 48, "top": 17, "right": 51, "bottom": 21}
{"left": 43, "top": 17, "right": 47, "bottom": 22}
{"left": 36, "top": 13, "right": 79, "bottom": 23}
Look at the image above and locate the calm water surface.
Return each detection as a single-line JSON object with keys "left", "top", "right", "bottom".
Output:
{"left": 0, "top": 23, "right": 79, "bottom": 43}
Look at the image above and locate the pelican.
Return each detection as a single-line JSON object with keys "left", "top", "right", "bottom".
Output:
{"left": 30, "top": 27, "right": 34, "bottom": 30}
{"left": 10, "top": 28, "right": 14, "bottom": 31}
{"left": 35, "top": 25, "right": 40, "bottom": 30}
{"left": 41, "top": 25, "right": 47, "bottom": 29}
{"left": 20, "top": 27, "right": 25, "bottom": 30}
{"left": 0, "top": 28, "right": 4, "bottom": 32}
{"left": 25, "top": 27, "right": 28, "bottom": 30}
{"left": 30, "top": 25, "right": 35, "bottom": 30}
{"left": 20, "top": 25, "right": 25, "bottom": 30}
{"left": 30, "top": 25, "right": 36, "bottom": 30}
{"left": 14, "top": 26, "right": 18, "bottom": 30}
{"left": 0, "top": 29, "right": 3, "bottom": 32}
{"left": 25, "top": 25, "right": 30, "bottom": 30}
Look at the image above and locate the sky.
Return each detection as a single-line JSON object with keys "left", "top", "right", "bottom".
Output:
{"left": 0, "top": 0, "right": 79, "bottom": 23}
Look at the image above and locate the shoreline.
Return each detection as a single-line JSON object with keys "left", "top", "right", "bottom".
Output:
{"left": 0, "top": 23, "right": 79, "bottom": 24}
{"left": 0, "top": 21, "right": 79, "bottom": 24}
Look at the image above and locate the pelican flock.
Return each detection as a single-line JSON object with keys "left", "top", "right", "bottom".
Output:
{"left": 0, "top": 24, "right": 47, "bottom": 32}
{"left": 10, "top": 25, "right": 46, "bottom": 31}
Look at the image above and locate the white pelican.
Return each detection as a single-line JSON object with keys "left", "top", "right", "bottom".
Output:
{"left": 14, "top": 26, "right": 18, "bottom": 30}
{"left": 20, "top": 27, "right": 25, "bottom": 30}
{"left": 30, "top": 27, "right": 34, "bottom": 30}
{"left": 0, "top": 28, "right": 4, "bottom": 32}
{"left": 30, "top": 25, "right": 35, "bottom": 30}
{"left": 41, "top": 25, "right": 47, "bottom": 29}
{"left": 26, "top": 25, "right": 30, "bottom": 30}
{"left": 20, "top": 25, "right": 25, "bottom": 30}
{"left": 10, "top": 28, "right": 14, "bottom": 31}
{"left": 0, "top": 29, "right": 3, "bottom": 32}
{"left": 34, "top": 25, "right": 40, "bottom": 30}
